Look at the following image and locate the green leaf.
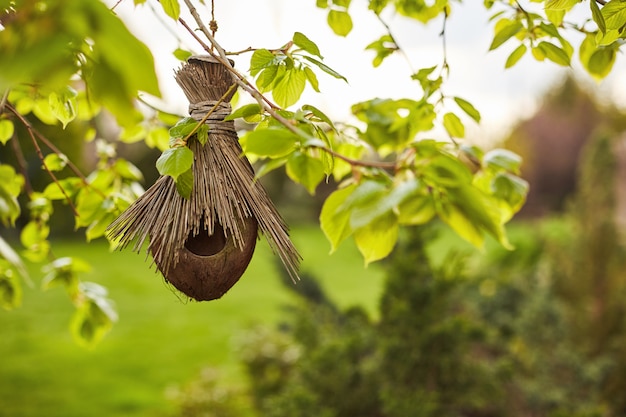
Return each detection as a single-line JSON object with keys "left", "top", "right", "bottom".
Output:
{"left": 483, "top": 148, "right": 523, "bottom": 173}
{"left": 41, "top": 257, "right": 91, "bottom": 291}
{"left": 48, "top": 87, "right": 77, "bottom": 128}
{"left": 244, "top": 127, "right": 299, "bottom": 158}
{"left": 505, "top": 43, "right": 527, "bottom": 68}
{"left": 350, "top": 179, "right": 421, "bottom": 229}
{"left": 75, "top": 188, "right": 106, "bottom": 228}
{"left": 491, "top": 172, "right": 529, "bottom": 221}
{"left": 546, "top": 9, "right": 566, "bottom": 26}
{"left": 304, "top": 66, "right": 320, "bottom": 92}
{"left": 86, "top": 212, "right": 117, "bottom": 242}
{"left": 293, "top": 32, "right": 323, "bottom": 58}
{"left": 537, "top": 41, "right": 571, "bottom": 66}
{"left": 225, "top": 104, "right": 263, "bottom": 122}
{"left": 286, "top": 152, "right": 325, "bottom": 194}
{"left": 397, "top": 194, "right": 436, "bottom": 225}
{"left": 353, "top": 212, "right": 399, "bottom": 265}
{"left": 545, "top": 0, "right": 579, "bottom": 10}
{"left": 320, "top": 183, "right": 357, "bottom": 252}
{"left": 0, "top": 267, "right": 22, "bottom": 311}
{"left": 146, "top": 127, "right": 170, "bottom": 151}
{"left": 113, "top": 159, "right": 144, "bottom": 182}
{"left": 175, "top": 168, "right": 193, "bottom": 199}
{"left": 453, "top": 97, "right": 481, "bottom": 123}
{"left": 590, "top": 0, "right": 606, "bottom": 34}
{"left": 327, "top": 9, "right": 353, "bottom": 36}
{"left": 43, "top": 177, "right": 82, "bottom": 200}
{"left": 437, "top": 185, "right": 510, "bottom": 249}
{"left": 173, "top": 48, "right": 193, "bottom": 61}
{"left": 489, "top": 20, "right": 523, "bottom": 51}
{"left": 43, "top": 153, "right": 68, "bottom": 172}
{"left": 120, "top": 124, "right": 147, "bottom": 143}
{"left": 169, "top": 117, "right": 197, "bottom": 138}
{"left": 156, "top": 146, "right": 194, "bottom": 181}
{"left": 0, "top": 186, "right": 21, "bottom": 227}
{"left": 443, "top": 112, "right": 465, "bottom": 138}
{"left": 250, "top": 49, "right": 278, "bottom": 76}
{"left": 160, "top": 0, "right": 180, "bottom": 20}
{"left": 301, "top": 56, "right": 348, "bottom": 82}
{"left": 588, "top": 46, "right": 617, "bottom": 80}
{"left": 20, "top": 220, "right": 50, "bottom": 249}
{"left": 0, "top": 235, "right": 29, "bottom": 285}
{"left": 272, "top": 67, "right": 307, "bottom": 108}
{"left": 602, "top": 0, "right": 626, "bottom": 30}
{"left": 0, "top": 119, "right": 14, "bottom": 145}
{"left": 71, "top": 282, "right": 117, "bottom": 348}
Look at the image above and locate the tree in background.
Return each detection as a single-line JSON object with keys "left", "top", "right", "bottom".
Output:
{"left": 502, "top": 75, "right": 626, "bottom": 217}
{"left": 225, "top": 131, "right": 626, "bottom": 417}
{"left": 0, "top": 0, "right": 623, "bottom": 343}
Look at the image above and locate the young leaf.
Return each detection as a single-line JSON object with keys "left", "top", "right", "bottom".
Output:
{"left": 489, "top": 20, "right": 523, "bottom": 51}
{"left": 244, "top": 127, "right": 299, "bottom": 158}
{"left": 48, "top": 87, "right": 77, "bottom": 128}
{"left": 545, "top": 0, "right": 579, "bottom": 10}
{"left": 0, "top": 119, "right": 14, "bottom": 145}
{"left": 320, "top": 184, "right": 357, "bottom": 252}
{"left": 272, "top": 67, "right": 307, "bottom": 108}
{"left": 169, "top": 117, "right": 197, "bottom": 138}
{"left": 0, "top": 268, "right": 22, "bottom": 311}
{"left": 293, "top": 32, "right": 323, "bottom": 59}
{"left": 173, "top": 48, "right": 192, "bottom": 61}
{"left": 537, "top": 41, "right": 571, "bottom": 66}
{"left": 302, "top": 56, "right": 348, "bottom": 82}
{"left": 43, "top": 153, "right": 68, "bottom": 172}
{"left": 225, "top": 103, "right": 263, "bottom": 121}
{"left": 327, "top": 9, "right": 353, "bottom": 36}
{"left": 601, "top": 0, "right": 626, "bottom": 30}
{"left": 453, "top": 97, "right": 481, "bottom": 123}
{"left": 443, "top": 112, "right": 465, "bottom": 138}
{"left": 160, "top": 0, "right": 180, "bottom": 20}
{"left": 590, "top": 0, "right": 607, "bottom": 34}
{"left": 587, "top": 46, "right": 617, "bottom": 80}
{"left": 250, "top": 49, "right": 278, "bottom": 76}
{"left": 483, "top": 148, "right": 523, "bottom": 173}
{"left": 304, "top": 66, "right": 320, "bottom": 92}
{"left": 286, "top": 152, "right": 325, "bottom": 195}
{"left": 505, "top": 44, "right": 527, "bottom": 68}
{"left": 353, "top": 212, "right": 399, "bottom": 265}
{"left": 175, "top": 168, "right": 193, "bottom": 199}
{"left": 156, "top": 146, "right": 194, "bottom": 181}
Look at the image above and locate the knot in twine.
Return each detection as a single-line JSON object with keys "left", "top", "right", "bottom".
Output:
{"left": 189, "top": 101, "right": 236, "bottom": 136}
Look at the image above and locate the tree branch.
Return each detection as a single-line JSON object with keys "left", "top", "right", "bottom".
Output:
{"left": 179, "top": 0, "right": 400, "bottom": 171}
{"left": 7, "top": 105, "right": 78, "bottom": 216}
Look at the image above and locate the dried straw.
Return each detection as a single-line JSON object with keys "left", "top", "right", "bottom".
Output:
{"left": 106, "top": 56, "right": 301, "bottom": 299}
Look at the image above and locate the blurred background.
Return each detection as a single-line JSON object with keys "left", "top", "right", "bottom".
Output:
{"left": 2, "top": 1, "right": 626, "bottom": 416}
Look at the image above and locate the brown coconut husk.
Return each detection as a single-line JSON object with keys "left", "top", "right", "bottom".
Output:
{"left": 106, "top": 55, "right": 301, "bottom": 301}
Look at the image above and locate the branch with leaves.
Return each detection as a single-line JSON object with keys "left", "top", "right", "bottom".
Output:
{"left": 1, "top": 0, "right": 624, "bottom": 345}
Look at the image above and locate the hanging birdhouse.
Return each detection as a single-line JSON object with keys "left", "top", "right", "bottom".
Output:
{"left": 106, "top": 55, "right": 301, "bottom": 301}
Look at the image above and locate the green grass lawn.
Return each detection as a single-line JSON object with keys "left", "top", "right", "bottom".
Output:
{"left": 0, "top": 225, "right": 385, "bottom": 417}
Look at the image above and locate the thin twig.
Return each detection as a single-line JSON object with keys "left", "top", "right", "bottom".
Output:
{"left": 180, "top": 0, "right": 400, "bottom": 171}
{"left": 375, "top": 14, "right": 413, "bottom": 73}
{"left": 7, "top": 105, "right": 79, "bottom": 216}
{"left": 7, "top": 103, "right": 107, "bottom": 199}
{"left": 0, "top": 90, "right": 9, "bottom": 115}
{"left": 9, "top": 130, "right": 33, "bottom": 196}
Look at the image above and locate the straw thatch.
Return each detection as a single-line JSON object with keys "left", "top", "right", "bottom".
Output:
{"left": 106, "top": 55, "right": 301, "bottom": 300}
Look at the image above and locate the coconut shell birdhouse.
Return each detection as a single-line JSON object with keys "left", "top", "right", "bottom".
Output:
{"left": 106, "top": 55, "right": 301, "bottom": 301}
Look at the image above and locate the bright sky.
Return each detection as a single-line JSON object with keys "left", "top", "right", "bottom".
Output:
{"left": 109, "top": 0, "right": 626, "bottom": 145}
